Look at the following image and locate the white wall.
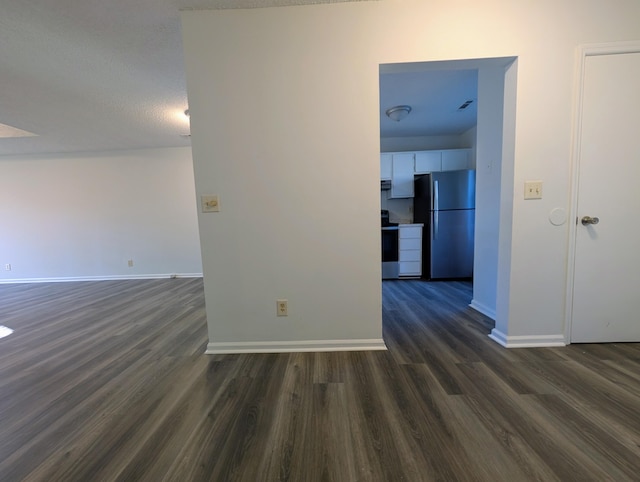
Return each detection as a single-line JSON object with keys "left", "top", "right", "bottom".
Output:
{"left": 181, "top": 0, "right": 640, "bottom": 351}
{"left": 0, "top": 147, "right": 202, "bottom": 282}
{"left": 494, "top": 60, "right": 518, "bottom": 344}
{"left": 460, "top": 126, "right": 477, "bottom": 168}
{"left": 381, "top": 135, "right": 470, "bottom": 152}
{"left": 470, "top": 66, "right": 508, "bottom": 319}
{"left": 182, "top": 5, "right": 385, "bottom": 353}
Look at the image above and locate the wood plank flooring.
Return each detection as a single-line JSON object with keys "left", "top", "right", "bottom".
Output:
{"left": 1, "top": 278, "right": 639, "bottom": 481}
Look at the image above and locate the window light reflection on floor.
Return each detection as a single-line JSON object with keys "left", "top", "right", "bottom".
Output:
{"left": 0, "top": 325, "right": 14, "bottom": 339}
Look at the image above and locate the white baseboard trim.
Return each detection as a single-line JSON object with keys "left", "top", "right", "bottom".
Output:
{"left": 488, "top": 329, "right": 566, "bottom": 348}
{"left": 0, "top": 273, "right": 203, "bottom": 284}
{"left": 205, "top": 338, "right": 388, "bottom": 354}
{"left": 469, "top": 299, "right": 496, "bottom": 320}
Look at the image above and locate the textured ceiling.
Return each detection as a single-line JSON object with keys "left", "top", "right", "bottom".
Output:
{"left": 0, "top": 0, "right": 477, "bottom": 157}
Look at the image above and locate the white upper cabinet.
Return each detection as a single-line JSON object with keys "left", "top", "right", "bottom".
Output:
{"left": 441, "top": 149, "right": 471, "bottom": 171}
{"left": 381, "top": 148, "right": 473, "bottom": 198}
{"left": 380, "top": 153, "right": 392, "bottom": 180}
{"left": 390, "top": 152, "right": 415, "bottom": 198}
{"left": 414, "top": 151, "right": 442, "bottom": 173}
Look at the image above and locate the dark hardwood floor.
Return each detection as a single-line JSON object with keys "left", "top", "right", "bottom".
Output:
{"left": 1, "top": 278, "right": 639, "bottom": 481}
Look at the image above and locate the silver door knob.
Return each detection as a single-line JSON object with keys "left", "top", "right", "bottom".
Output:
{"left": 581, "top": 216, "right": 599, "bottom": 226}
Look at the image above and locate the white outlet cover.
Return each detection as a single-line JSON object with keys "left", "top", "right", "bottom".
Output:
{"left": 276, "top": 299, "right": 288, "bottom": 316}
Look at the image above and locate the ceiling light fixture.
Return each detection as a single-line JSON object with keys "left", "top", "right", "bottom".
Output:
{"left": 385, "top": 105, "right": 412, "bottom": 122}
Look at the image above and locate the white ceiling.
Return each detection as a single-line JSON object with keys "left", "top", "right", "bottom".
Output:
{"left": 379, "top": 68, "right": 478, "bottom": 139}
{"left": 0, "top": 0, "right": 477, "bottom": 157}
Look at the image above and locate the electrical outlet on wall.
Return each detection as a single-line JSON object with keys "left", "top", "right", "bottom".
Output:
{"left": 277, "top": 299, "right": 288, "bottom": 316}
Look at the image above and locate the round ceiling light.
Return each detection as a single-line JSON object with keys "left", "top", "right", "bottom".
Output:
{"left": 385, "top": 105, "right": 412, "bottom": 122}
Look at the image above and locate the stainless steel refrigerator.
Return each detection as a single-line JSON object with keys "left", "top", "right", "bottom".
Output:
{"left": 413, "top": 170, "right": 476, "bottom": 279}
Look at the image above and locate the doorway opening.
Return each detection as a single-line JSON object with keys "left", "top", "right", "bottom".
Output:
{"left": 378, "top": 57, "right": 518, "bottom": 337}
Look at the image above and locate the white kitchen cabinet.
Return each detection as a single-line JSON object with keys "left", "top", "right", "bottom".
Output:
{"left": 381, "top": 149, "right": 473, "bottom": 195}
{"left": 380, "top": 153, "right": 392, "bottom": 180}
{"left": 390, "top": 152, "right": 414, "bottom": 198}
{"left": 441, "top": 149, "right": 471, "bottom": 171}
{"left": 398, "top": 224, "right": 422, "bottom": 277}
{"left": 414, "top": 151, "right": 442, "bottom": 173}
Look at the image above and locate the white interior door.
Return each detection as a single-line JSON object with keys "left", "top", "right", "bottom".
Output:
{"left": 571, "top": 48, "right": 640, "bottom": 343}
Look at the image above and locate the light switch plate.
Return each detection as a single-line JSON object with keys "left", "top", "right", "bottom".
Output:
{"left": 201, "top": 195, "right": 220, "bottom": 212}
{"left": 524, "top": 181, "right": 543, "bottom": 200}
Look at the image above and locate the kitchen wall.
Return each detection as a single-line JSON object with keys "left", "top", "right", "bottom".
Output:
{"left": 460, "top": 127, "right": 477, "bottom": 167}
{"left": 0, "top": 147, "right": 202, "bottom": 282}
{"left": 381, "top": 135, "right": 470, "bottom": 153}
{"left": 380, "top": 193, "right": 412, "bottom": 224}
{"left": 182, "top": 0, "right": 640, "bottom": 351}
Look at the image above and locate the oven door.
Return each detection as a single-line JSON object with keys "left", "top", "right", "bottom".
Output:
{"left": 381, "top": 228, "right": 399, "bottom": 279}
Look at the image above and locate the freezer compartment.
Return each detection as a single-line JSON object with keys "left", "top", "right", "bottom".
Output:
{"left": 431, "top": 170, "right": 476, "bottom": 210}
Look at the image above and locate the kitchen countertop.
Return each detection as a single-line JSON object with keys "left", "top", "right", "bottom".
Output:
{"left": 382, "top": 223, "right": 424, "bottom": 230}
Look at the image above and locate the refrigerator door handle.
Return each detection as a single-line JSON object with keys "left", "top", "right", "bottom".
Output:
{"left": 432, "top": 179, "right": 439, "bottom": 239}
{"left": 433, "top": 210, "right": 438, "bottom": 239}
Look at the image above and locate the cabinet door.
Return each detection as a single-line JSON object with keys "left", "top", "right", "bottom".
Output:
{"left": 391, "top": 153, "right": 415, "bottom": 198}
{"left": 399, "top": 261, "right": 422, "bottom": 276}
{"left": 398, "top": 225, "right": 422, "bottom": 276}
{"left": 399, "top": 237, "right": 421, "bottom": 250}
{"left": 414, "top": 151, "right": 442, "bottom": 173}
{"left": 441, "top": 149, "right": 470, "bottom": 171}
{"left": 399, "top": 225, "right": 422, "bottom": 239}
{"left": 380, "top": 153, "right": 392, "bottom": 180}
{"left": 399, "top": 250, "right": 421, "bottom": 262}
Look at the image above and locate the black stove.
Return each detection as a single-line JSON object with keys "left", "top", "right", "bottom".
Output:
{"left": 381, "top": 210, "right": 398, "bottom": 227}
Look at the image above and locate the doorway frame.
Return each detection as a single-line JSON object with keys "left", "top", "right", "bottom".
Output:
{"left": 564, "top": 40, "right": 640, "bottom": 343}
{"left": 378, "top": 56, "right": 518, "bottom": 344}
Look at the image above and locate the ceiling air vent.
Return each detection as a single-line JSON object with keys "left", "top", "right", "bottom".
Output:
{"left": 457, "top": 100, "right": 474, "bottom": 111}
